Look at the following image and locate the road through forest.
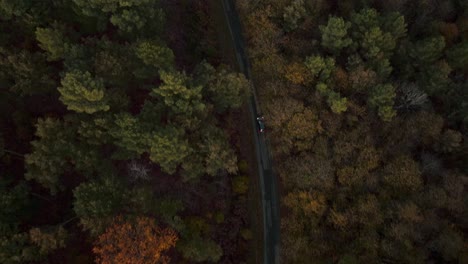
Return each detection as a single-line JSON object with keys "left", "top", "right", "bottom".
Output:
{"left": 219, "top": 1, "right": 281, "bottom": 263}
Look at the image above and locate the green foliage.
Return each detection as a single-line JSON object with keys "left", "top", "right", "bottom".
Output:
{"left": 316, "top": 83, "right": 348, "bottom": 114}
{"left": 409, "top": 36, "right": 446, "bottom": 66}
{"left": 177, "top": 236, "right": 223, "bottom": 263}
{"left": 25, "top": 118, "right": 74, "bottom": 193}
{"left": 58, "top": 70, "right": 110, "bottom": 114}
{"left": 149, "top": 128, "right": 190, "bottom": 174}
{"left": 153, "top": 71, "right": 205, "bottom": 116}
{"left": 200, "top": 63, "right": 249, "bottom": 113}
{"left": 35, "top": 23, "right": 69, "bottom": 61}
{"left": 283, "top": 0, "right": 307, "bottom": 32}
{"left": 77, "top": 115, "right": 112, "bottom": 145}
{"left": 381, "top": 12, "right": 407, "bottom": 40}
{"left": 0, "top": 0, "right": 31, "bottom": 19}
{"left": 0, "top": 181, "right": 30, "bottom": 235}
{"left": 73, "top": 177, "right": 127, "bottom": 235}
{"left": 72, "top": 0, "right": 154, "bottom": 15}
{"left": 350, "top": 8, "right": 380, "bottom": 39}
{"left": 154, "top": 199, "right": 184, "bottom": 228}
{"left": 361, "top": 26, "right": 395, "bottom": 59}
{"left": 368, "top": 83, "right": 396, "bottom": 121}
{"left": 109, "top": 113, "right": 150, "bottom": 157}
{"left": 135, "top": 41, "right": 174, "bottom": 71}
{"left": 199, "top": 126, "right": 238, "bottom": 176}
{"left": 319, "top": 16, "right": 352, "bottom": 54}
{"left": 304, "top": 55, "right": 335, "bottom": 81}
{"left": 417, "top": 61, "right": 452, "bottom": 95}
{"left": 446, "top": 41, "right": 468, "bottom": 70}
{"left": 232, "top": 176, "right": 249, "bottom": 194}
{"left": 0, "top": 51, "right": 55, "bottom": 96}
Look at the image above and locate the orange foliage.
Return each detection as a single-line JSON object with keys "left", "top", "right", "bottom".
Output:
{"left": 93, "top": 216, "right": 178, "bottom": 264}
{"left": 284, "top": 62, "right": 309, "bottom": 85}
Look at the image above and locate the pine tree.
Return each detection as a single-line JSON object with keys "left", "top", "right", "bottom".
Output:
{"left": 58, "top": 70, "right": 110, "bottom": 114}
{"left": 320, "top": 16, "right": 352, "bottom": 54}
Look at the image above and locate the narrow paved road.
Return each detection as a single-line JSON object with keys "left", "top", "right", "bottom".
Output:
{"left": 220, "top": 1, "right": 280, "bottom": 263}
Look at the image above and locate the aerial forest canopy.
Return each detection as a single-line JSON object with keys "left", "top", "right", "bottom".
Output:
{"left": 236, "top": 0, "right": 467, "bottom": 263}
{"left": 0, "top": 0, "right": 251, "bottom": 263}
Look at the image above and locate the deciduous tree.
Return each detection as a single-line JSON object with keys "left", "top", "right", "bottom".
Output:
{"left": 93, "top": 216, "right": 178, "bottom": 264}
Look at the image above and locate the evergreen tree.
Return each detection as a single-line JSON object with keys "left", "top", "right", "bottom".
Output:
{"left": 73, "top": 177, "right": 127, "bottom": 235}
{"left": 35, "top": 22, "right": 70, "bottom": 61}
{"left": 320, "top": 16, "right": 352, "bottom": 54}
{"left": 58, "top": 70, "right": 110, "bottom": 114}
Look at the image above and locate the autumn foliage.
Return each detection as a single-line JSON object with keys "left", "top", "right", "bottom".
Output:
{"left": 93, "top": 216, "right": 178, "bottom": 264}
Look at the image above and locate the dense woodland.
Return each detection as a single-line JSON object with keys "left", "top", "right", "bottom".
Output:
{"left": 236, "top": 0, "right": 468, "bottom": 263}
{"left": 0, "top": 0, "right": 253, "bottom": 263}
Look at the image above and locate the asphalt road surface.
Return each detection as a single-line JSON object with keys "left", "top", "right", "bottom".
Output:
{"left": 220, "top": 1, "right": 280, "bottom": 263}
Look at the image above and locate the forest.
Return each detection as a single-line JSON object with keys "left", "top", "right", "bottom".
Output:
{"left": 0, "top": 0, "right": 254, "bottom": 263}
{"left": 236, "top": 0, "right": 468, "bottom": 263}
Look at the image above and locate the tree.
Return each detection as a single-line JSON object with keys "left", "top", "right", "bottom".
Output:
{"left": 73, "top": 178, "right": 127, "bottom": 235}
{"left": 409, "top": 36, "right": 446, "bottom": 66}
{"left": 198, "top": 126, "right": 238, "bottom": 176}
{"left": 446, "top": 40, "right": 468, "bottom": 71}
{"left": 434, "top": 129, "right": 462, "bottom": 153}
{"left": 283, "top": 190, "right": 327, "bottom": 219}
{"left": 0, "top": 0, "right": 31, "bottom": 19}
{"left": 417, "top": 60, "right": 452, "bottom": 95}
{"left": 304, "top": 55, "right": 335, "bottom": 81}
{"left": 153, "top": 71, "right": 205, "bottom": 116}
{"left": 109, "top": 112, "right": 151, "bottom": 158}
{"left": 93, "top": 216, "right": 178, "bottom": 264}
{"left": 319, "top": 16, "right": 352, "bottom": 54}
{"left": 194, "top": 62, "right": 248, "bottom": 113}
{"left": 35, "top": 22, "right": 70, "bottom": 61}
{"left": 115, "top": 7, "right": 165, "bottom": 36}
{"left": 283, "top": 0, "right": 307, "bottom": 32}
{"left": 72, "top": 0, "right": 154, "bottom": 15}
{"left": 149, "top": 128, "right": 191, "bottom": 174}
{"left": 0, "top": 232, "right": 38, "bottom": 264}
{"left": 58, "top": 70, "right": 110, "bottom": 114}
{"left": 28, "top": 226, "right": 67, "bottom": 256}
{"left": 135, "top": 41, "right": 174, "bottom": 71}
{"left": 361, "top": 26, "right": 395, "bottom": 59}
{"left": 381, "top": 12, "right": 407, "bottom": 40}
{"left": 368, "top": 83, "right": 396, "bottom": 121}
{"left": 316, "top": 83, "right": 348, "bottom": 114}
{"left": 395, "top": 83, "right": 428, "bottom": 110}
{"left": 0, "top": 51, "right": 55, "bottom": 96}
{"left": 177, "top": 236, "right": 222, "bottom": 263}
{"left": 25, "top": 118, "right": 74, "bottom": 193}
{"left": 284, "top": 108, "right": 323, "bottom": 151}
{"left": 0, "top": 181, "right": 30, "bottom": 235}
{"left": 430, "top": 227, "right": 464, "bottom": 262}
{"left": 382, "top": 155, "right": 422, "bottom": 194}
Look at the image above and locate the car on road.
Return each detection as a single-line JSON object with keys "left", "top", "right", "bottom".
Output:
{"left": 256, "top": 115, "right": 265, "bottom": 133}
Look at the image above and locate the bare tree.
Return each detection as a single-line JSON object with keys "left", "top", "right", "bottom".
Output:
{"left": 127, "top": 160, "right": 150, "bottom": 182}
{"left": 396, "top": 82, "right": 428, "bottom": 110}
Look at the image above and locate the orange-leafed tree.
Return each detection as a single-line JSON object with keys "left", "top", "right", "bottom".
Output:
{"left": 93, "top": 216, "right": 178, "bottom": 264}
